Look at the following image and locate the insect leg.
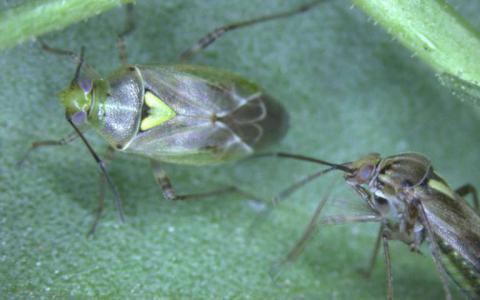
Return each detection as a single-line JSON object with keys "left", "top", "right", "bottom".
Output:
{"left": 39, "top": 38, "right": 81, "bottom": 61}
{"left": 150, "top": 160, "right": 263, "bottom": 202}
{"left": 319, "top": 214, "right": 382, "bottom": 225}
{"left": 116, "top": 3, "right": 135, "bottom": 65}
{"left": 271, "top": 207, "right": 381, "bottom": 278}
{"left": 18, "top": 131, "right": 79, "bottom": 166}
{"left": 361, "top": 224, "right": 384, "bottom": 278}
{"left": 455, "top": 184, "right": 479, "bottom": 210}
{"left": 248, "top": 168, "right": 336, "bottom": 234}
{"left": 347, "top": 186, "right": 386, "bottom": 278}
{"left": 88, "top": 146, "right": 116, "bottom": 235}
{"left": 179, "top": 0, "right": 326, "bottom": 62}
{"left": 382, "top": 234, "right": 394, "bottom": 300}
{"left": 270, "top": 194, "right": 329, "bottom": 278}
{"left": 38, "top": 39, "right": 99, "bottom": 79}
{"left": 417, "top": 202, "right": 453, "bottom": 300}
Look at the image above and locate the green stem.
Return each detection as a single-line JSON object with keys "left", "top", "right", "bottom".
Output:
{"left": 352, "top": 0, "right": 480, "bottom": 105}
{"left": 0, "top": 0, "right": 133, "bottom": 51}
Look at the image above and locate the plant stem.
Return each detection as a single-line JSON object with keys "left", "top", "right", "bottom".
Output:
{"left": 352, "top": 0, "right": 480, "bottom": 104}
{"left": 0, "top": 0, "right": 133, "bottom": 51}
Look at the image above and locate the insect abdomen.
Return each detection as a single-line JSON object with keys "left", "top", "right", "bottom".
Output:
{"left": 438, "top": 239, "right": 480, "bottom": 298}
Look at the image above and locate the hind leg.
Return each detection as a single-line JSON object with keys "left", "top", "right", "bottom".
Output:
{"left": 151, "top": 160, "right": 263, "bottom": 203}
{"left": 180, "top": 0, "right": 326, "bottom": 61}
{"left": 455, "top": 184, "right": 478, "bottom": 210}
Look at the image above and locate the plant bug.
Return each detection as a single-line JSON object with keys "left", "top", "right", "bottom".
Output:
{"left": 20, "top": 1, "right": 325, "bottom": 233}
{"left": 262, "top": 152, "right": 480, "bottom": 300}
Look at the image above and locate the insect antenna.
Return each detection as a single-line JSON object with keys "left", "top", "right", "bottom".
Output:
{"left": 66, "top": 116, "right": 125, "bottom": 223}
{"left": 274, "top": 167, "right": 337, "bottom": 205}
{"left": 256, "top": 152, "right": 353, "bottom": 173}
{"left": 70, "top": 46, "right": 86, "bottom": 87}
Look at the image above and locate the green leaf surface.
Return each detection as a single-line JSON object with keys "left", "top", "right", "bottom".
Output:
{"left": 1, "top": 1, "right": 479, "bottom": 299}
{"left": 0, "top": 0, "right": 133, "bottom": 51}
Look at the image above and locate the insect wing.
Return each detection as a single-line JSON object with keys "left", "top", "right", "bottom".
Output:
{"left": 420, "top": 188, "right": 480, "bottom": 295}
{"left": 227, "top": 94, "right": 287, "bottom": 150}
{"left": 124, "top": 65, "right": 287, "bottom": 164}
{"left": 127, "top": 115, "right": 252, "bottom": 165}
{"left": 161, "top": 65, "right": 288, "bottom": 150}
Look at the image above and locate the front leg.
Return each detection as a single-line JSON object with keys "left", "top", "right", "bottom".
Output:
{"left": 360, "top": 224, "right": 383, "bottom": 278}
{"left": 269, "top": 194, "right": 330, "bottom": 279}
{"left": 382, "top": 233, "right": 394, "bottom": 300}
{"left": 18, "top": 131, "right": 78, "bottom": 166}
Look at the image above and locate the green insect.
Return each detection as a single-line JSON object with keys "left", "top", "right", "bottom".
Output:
{"left": 263, "top": 152, "right": 479, "bottom": 300}
{"left": 21, "top": 1, "right": 324, "bottom": 233}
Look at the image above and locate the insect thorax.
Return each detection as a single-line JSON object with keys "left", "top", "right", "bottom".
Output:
{"left": 89, "top": 67, "right": 144, "bottom": 150}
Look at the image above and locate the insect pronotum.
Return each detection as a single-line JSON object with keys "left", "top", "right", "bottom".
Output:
{"left": 20, "top": 1, "right": 326, "bottom": 233}
{"left": 263, "top": 152, "right": 479, "bottom": 300}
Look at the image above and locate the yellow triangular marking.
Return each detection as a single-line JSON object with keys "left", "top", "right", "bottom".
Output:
{"left": 428, "top": 179, "right": 455, "bottom": 199}
{"left": 140, "top": 91, "right": 177, "bottom": 131}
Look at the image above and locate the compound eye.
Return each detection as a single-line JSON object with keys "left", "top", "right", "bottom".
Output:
{"left": 356, "top": 164, "right": 375, "bottom": 183}
{"left": 78, "top": 77, "right": 93, "bottom": 94}
{"left": 71, "top": 111, "right": 87, "bottom": 126}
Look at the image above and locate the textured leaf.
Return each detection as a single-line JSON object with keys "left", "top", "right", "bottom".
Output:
{"left": 1, "top": 1, "right": 480, "bottom": 299}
